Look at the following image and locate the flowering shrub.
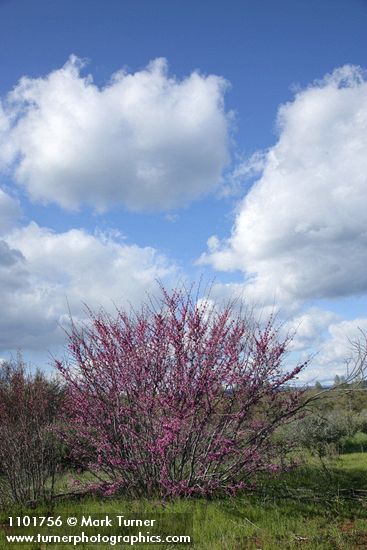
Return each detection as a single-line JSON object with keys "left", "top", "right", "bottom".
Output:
{"left": 56, "top": 285, "right": 306, "bottom": 497}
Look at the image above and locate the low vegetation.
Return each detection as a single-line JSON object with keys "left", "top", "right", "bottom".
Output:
{"left": 1, "top": 454, "right": 367, "bottom": 549}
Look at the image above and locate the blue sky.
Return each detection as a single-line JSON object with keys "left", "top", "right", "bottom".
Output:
{"left": 0, "top": 0, "right": 367, "bottom": 382}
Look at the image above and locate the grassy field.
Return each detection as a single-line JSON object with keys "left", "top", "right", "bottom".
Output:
{"left": 1, "top": 453, "right": 367, "bottom": 549}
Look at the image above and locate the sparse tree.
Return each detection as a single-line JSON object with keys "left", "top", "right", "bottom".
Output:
{"left": 0, "top": 356, "right": 64, "bottom": 506}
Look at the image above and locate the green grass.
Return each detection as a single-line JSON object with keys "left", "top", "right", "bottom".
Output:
{"left": 1, "top": 453, "right": 367, "bottom": 549}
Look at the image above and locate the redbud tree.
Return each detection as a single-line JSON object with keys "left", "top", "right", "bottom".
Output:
{"left": 56, "top": 285, "right": 306, "bottom": 498}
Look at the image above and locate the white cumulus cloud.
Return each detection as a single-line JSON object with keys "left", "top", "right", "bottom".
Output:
{"left": 314, "top": 318, "right": 367, "bottom": 382}
{"left": 200, "top": 65, "right": 367, "bottom": 306}
{"left": 284, "top": 307, "right": 340, "bottom": 353}
{"left": 0, "top": 222, "right": 176, "bottom": 351}
{"left": 0, "top": 56, "right": 230, "bottom": 212}
{"left": 0, "top": 188, "right": 21, "bottom": 234}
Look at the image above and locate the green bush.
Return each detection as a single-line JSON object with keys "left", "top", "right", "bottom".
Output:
{"left": 277, "top": 409, "right": 362, "bottom": 462}
{"left": 357, "top": 409, "right": 367, "bottom": 433}
{"left": 340, "top": 431, "right": 367, "bottom": 454}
